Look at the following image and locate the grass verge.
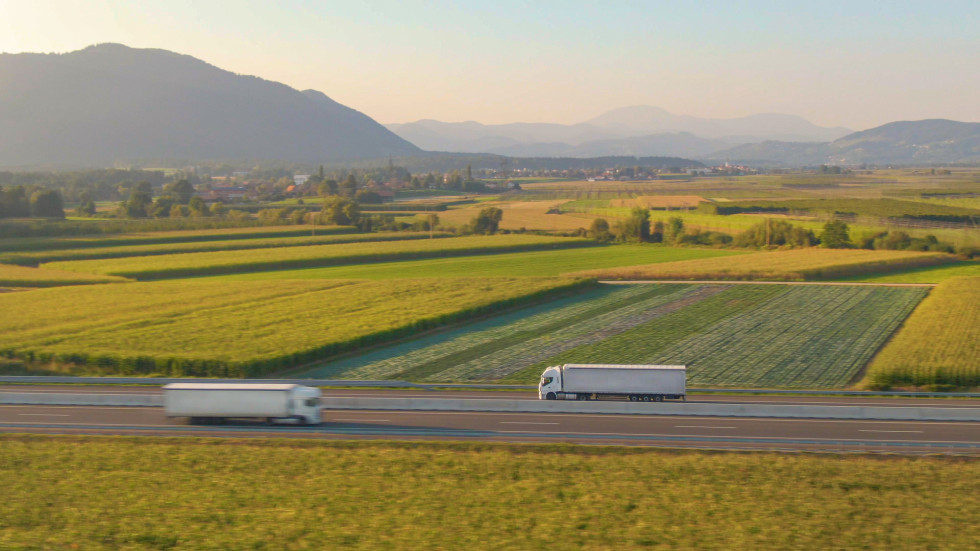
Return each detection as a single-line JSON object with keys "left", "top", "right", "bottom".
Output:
{"left": 1, "top": 435, "right": 977, "bottom": 550}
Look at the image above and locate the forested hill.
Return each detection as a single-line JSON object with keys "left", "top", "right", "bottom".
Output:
{"left": 708, "top": 119, "right": 980, "bottom": 166}
{"left": 0, "top": 44, "right": 420, "bottom": 168}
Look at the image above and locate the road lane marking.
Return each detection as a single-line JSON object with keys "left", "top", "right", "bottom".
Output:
{"left": 859, "top": 429, "right": 924, "bottom": 434}
{"left": 332, "top": 418, "right": 391, "bottom": 422}
{"left": 18, "top": 413, "right": 70, "bottom": 417}
{"left": 332, "top": 410, "right": 979, "bottom": 426}
{"left": 674, "top": 425, "right": 736, "bottom": 429}
{"left": 499, "top": 421, "right": 560, "bottom": 425}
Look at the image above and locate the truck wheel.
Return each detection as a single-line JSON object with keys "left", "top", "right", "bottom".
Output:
{"left": 546, "top": 392, "right": 557, "bottom": 401}
{"left": 654, "top": 395, "right": 664, "bottom": 402}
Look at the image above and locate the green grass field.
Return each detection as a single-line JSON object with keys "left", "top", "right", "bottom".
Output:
{"left": 2, "top": 436, "right": 977, "bottom": 550}
{"left": 0, "top": 231, "right": 451, "bottom": 266}
{"left": 0, "top": 225, "right": 350, "bottom": 253}
{"left": 43, "top": 234, "right": 594, "bottom": 279}
{"left": 300, "top": 283, "right": 927, "bottom": 388}
{"left": 862, "top": 276, "right": 980, "bottom": 388}
{"left": 207, "top": 245, "right": 744, "bottom": 280}
{"left": 0, "top": 263, "right": 130, "bottom": 287}
{"left": 577, "top": 248, "right": 956, "bottom": 281}
{"left": 833, "top": 260, "right": 980, "bottom": 283}
{"left": 0, "top": 277, "right": 588, "bottom": 377}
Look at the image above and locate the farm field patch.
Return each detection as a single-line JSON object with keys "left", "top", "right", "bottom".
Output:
{"left": 0, "top": 224, "right": 347, "bottom": 253}
{"left": 526, "top": 285, "right": 928, "bottom": 388}
{"left": 610, "top": 195, "right": 707, "bottom": 209}
{"left": 299, "top": 284, "right": 712, "bottom": 380}
{"left": 43, "top": 234, "right": 592, "bottom": 279}
{"left": 834, "top": 260, "right": 980, "bottom": 283}
{"left": 0, "top": 277, "right": 586, "bottom": 377}
{"left": 435, "top": 200, "right": 602, "bottom": 231}
{"left": 4, "top": 436, "right": 976, "bottom": 551}
{"left": 302, "top": 283, "right": 927, "bottom": 388}
{"left": 208, "top": 245, "right": 743, "bottom": 281}
{"left": 0, "top": 231, "right": 451, "bottom": 266}
{"left": 862, "top": 276, "right": 980, "bottom": 388}
{"left": 576, "top": 248, "right": 955, "bottom": 281}
{"left": 0, "top": 263, "right": 130, "bottom": 287}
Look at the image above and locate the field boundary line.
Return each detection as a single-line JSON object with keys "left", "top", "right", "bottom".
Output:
{"left": 599, "top": 280, "right": 937, "bottom": 287}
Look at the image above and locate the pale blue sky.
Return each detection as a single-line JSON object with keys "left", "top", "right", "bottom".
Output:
{"left": 1, "top": 0, "right": 977, "bottom": 130}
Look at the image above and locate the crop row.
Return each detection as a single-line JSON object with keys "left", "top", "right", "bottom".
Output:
{"left": 641, "top": 286, "right": 928, "bottom": 388}
{"left": 302, "top": 283, "right": 929, "bottom": 388}
{"left": 427, "top": 286, "right": 728, "bottom": 382}
{"left": 303, "top": 284, "right": 707, "bottom": 380}
{"left": 0, "top": 264, "right": 129, "bottom": 287}
{"left": 43, "top": 234, "right": 595, "bottom": 279}
{"left": 863, "top": 276, "right": 980, "bottom": 388}
{"left": 0, "top": 224, "right": 354, "bottom": 253}
{"left": 211, "top": 245, "right": 741, "bottom": 281}
{"left": 0, "top": 231, "right": 452, "bottom": 266}
{"left": 576, "top": 248, "right": 956, "bottom": 281}
{"left": 0, "top": 277, "right": 590, "bottom": 377}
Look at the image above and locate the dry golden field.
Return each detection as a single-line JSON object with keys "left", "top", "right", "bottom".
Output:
{"left": 437, "top": 200, "right": 602, "bottom": 231}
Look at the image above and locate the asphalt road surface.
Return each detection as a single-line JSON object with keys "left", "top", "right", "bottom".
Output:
{"left": 4, "top": 385, "right": 980, "bottom": 408}
{"left": 1, "top": 398, "right": 977, "bottom": 454}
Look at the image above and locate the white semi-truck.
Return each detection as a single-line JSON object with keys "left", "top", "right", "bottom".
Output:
{"left": 163, "top": 383, "right": 322, "bottom": 425}
{"left": 538, "top": 364, "right": 686, "bottom": 402}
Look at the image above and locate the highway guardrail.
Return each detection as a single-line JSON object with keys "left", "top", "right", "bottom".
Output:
{"left": 2, "top": 393, "right": 977, "bottom": 421}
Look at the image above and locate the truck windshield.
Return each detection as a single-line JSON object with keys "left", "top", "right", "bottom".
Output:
{"left": 541, "top": 377, "right": 553, "bottom": 386}
{"left": 304, "top": 398, "right": 319, "bottom": 407}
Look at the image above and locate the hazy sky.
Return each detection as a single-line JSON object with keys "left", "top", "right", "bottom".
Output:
{"left": 1, "top": 0, "right": 977, "bottom": 130}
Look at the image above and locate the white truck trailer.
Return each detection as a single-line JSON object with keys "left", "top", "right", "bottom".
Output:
{"left": 538, "top": 364, "right": 686, "bottom": 402}
{"left": 163, "top": 383, "right": 322, "bottom": 425}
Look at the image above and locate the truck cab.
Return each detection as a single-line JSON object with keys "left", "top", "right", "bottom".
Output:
{"left": 290, "top": 386, "right": 323, "bottom": 424}
{"left": 538, "top": 366, "right": 562, "bottom": 400}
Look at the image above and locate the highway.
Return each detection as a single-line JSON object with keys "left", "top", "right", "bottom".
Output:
{"left": 1, "top": 387, "right": 977, "bottom": 454}
{"left": 4, "top": 385, "right": 980, "bottom": 408}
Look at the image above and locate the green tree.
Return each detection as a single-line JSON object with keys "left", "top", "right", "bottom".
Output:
{"left": 614, "top": 208, "right": 651, "bottom": 243}
{"left": 320, "top": 196, "right": 360, "bottom": 225}
{"left": 125, "top": 189, "right": 152, "bottom": 218}
{"left": 355, "top": 190, "right": 383, "bottom": 204}
{"left": 74, "top": 200, "right": 97, "bottom": 217}
{"left": 588, "top": 218, "right": 613, "bottom": 242}
{"left": 169, "top": 204, "right": 189, "bottom": 218}
{"left": 151, "top": 196, "right": 175, "bottom": 218}
{"left": 30, "top": 190, "right": 65, "bottom": 218}
{"left": 132, "top": 181, "right": 153, "bottom": 195}
{"left": 318, "top": 179, "right": 339, "bottom": 196}
{"left": 1, "top": 186, "right": 31, "bottom": 217}
{"left": 819, "top": 220, "right": 851, "bottom": 248}
{"left": 470, "top": 207, "right": 503, "bottom": 234}
{"left": 188, "top": 196, "right": 210, "bottom": 217}
{"left": 164, "top": 179, "right": 195, "bottom": 204}
{"left": 649, "top": 220, "right": 664, "bottom": 243}
{"left": 663, "top": 216, "right": 685, "bottom": 244}
{"left": 340, "top": 175, "right": 358, "bottom": 197}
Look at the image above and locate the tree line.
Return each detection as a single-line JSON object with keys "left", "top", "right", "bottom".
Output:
{"left": 581, "top": 209, "right": 977, "bottom": 257}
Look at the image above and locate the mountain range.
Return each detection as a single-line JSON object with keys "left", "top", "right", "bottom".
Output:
{"left": 707, "top": 120, "right": 980, "bottom": 165}
{"left": 0, "top": 44, "right": 419, "bottom": 167}
{"left": 386, "top": 107, "right": 852, "bottom": 159}
{"left": 0, "top": 44, "right": 976, "bottom": 169}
